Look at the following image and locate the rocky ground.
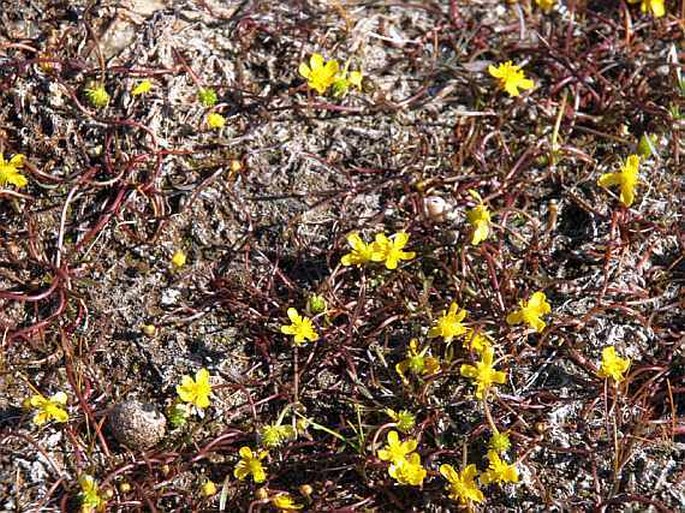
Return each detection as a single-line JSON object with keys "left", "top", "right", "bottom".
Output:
{"left": 0, "top": 0, "right": 683, "bottom": 511}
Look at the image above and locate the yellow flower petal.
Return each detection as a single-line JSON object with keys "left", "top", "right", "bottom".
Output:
{"left": 298, "top": 62, "right": 311, "bottom": 79}
{"left": 598, "top": 172, "right": 621, "bottom": 187}
{"left": 287, "top": 308, "right": 300, "bottom": 323}
{"left": 488, "top": 64, "right": 505, "bottom": 78}
{"left": 439, "top": 463, "right": 458, "bottom": 482}
{"left": 33, "top": 411, "right": 49, "bottom": 426}
{"left": 505, "top": 311, "right": 523, "bottom": 325}
{"left": 620, "top": 186, "right": 635, "bottom": 207}
{"left": 471, "top": 221, "right": 489, "bottom": 245}
{"left": 9, "top": 154, "right": 25, "bottom": 167}
{"left": 323, "top": 60, "right": 340, "bottom": 76}
{"left": 460, "top": 364, "right": 478, "bottom": 378}
{"left": 51, "top": 407, "right": 69, "bottom": 423}
{"left": 50, "top": 392, "right": 68, "bottom": 405}
{"left": 310, "top": 53, "right": 324, "bottom": 70}
{"left": 233, "top": 462, "right": 249, "bottom": 480}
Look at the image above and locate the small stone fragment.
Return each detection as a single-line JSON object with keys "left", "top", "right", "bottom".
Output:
{"left": 424, "top": 196, "right": 448, "bottom": 222}
{"left": 109, "top": 400, "right": 166, "bottom": 450}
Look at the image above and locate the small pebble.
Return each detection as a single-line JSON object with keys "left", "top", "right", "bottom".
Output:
{"left": 109, "top": 399, "right": 166, "bottom": 450}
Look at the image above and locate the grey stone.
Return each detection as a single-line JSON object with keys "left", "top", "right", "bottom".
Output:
{"left": 109, "top": 400, "right": 166, "bottom": 450}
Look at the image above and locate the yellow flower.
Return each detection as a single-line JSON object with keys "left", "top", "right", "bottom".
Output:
{"left": 176, "top": 368, "right": 212, "bottom": 409}
{"left": 298, "top": 53, "right": 340, "bottom": 95}
{"left": 489, "top": 431, "right": 512, "bottom": 454}
{"left": 428, "top": 302, "right": 468, "bottom": 343}
{"left": 371, "top": 232, "right": 416, "bottom": 270}
{"left": 260, "top": 423, "right": 297, "bottom": 448}
{"left": 535, "top": 0, "right": 556, "bottom": 13}
{"left": 598, "top": 346, "right": 631, "bottom": 383}
{"left": 463, "top": 329, "right": 492, "bottom": 354}
{"left": 234, "top": 446, "right": 268, "bottom": 483}
{"left": 480, "top": 450, "right": 519, "bottom": 485}
{"left": 460, "top": 346, "right": 507, "bottom": 400}
{"left": 628, "top": 0, "right": 665, "bottom": 17}
{"left": 488, "top": 61, "right": 535, "bottom": 97}
{"left": 85, "top": 85, "right": 110, "bottom": 108}
{"left": 29, "top": 392, "right": 69, "bottom": 426}
{"left": 0, "top": 152, "right": 28, "bottom": 188}
{"left": 141, "top": 324, "right": 157, "bottom": 337}
{"left": 201, "top": 479, "right": 217, "bottom": 497}
{"left": 377, "top": 430, "right": 418, "bottom": 464}
{"left": 206, "top": 112, "right": 226, "bottom": 130}
{"left": 439, "top": 463, "right": 484, "bottom": 505}
{"left": 171, "top": 249, "right": 186, "bottom": 268}
{"left": 340, "top": 232, "right": 375, "bottom": 266}
{"left": 131, "top": 79, "right": 152, "bottom": 96}
{"left": 465, "top": 190, "right": 493, "bottom": 246}
{"left": 280, "top": 307, "right": 319, "bottom": 346}
{"left": 395, "top": 339, "right": 440, "bottom": 382}
{"left": 388, "top": 452, "right": 427, "bottom": 486}
{"left": 467, "top": 204, "right": 491, "bottom": 245}
{"left": 79, "top": 475, "right": 106, "bottom": 513}
{"left": 598, "top": 154, "right": 640, "bottom": 207}
{"left": 506, "top": 291, "right": 551, "bottom": 333}
{"left": 272, "top": 493, "right": 303, "bottom": 511}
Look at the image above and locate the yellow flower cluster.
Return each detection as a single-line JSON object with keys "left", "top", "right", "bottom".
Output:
{"left": 298, "top": 53, "right": 362, "bottom": 96}
{"left": 598, "top": 154, "right": 640, "bottom": 207}
{"left": 171, "top": 249, "right": 186, "bottom": 269}
{"left": 460, "top": 346, "right": 507, "bottom": 400}
{"left": 423, "top": 300, "right": 510, "bottom": 399}
{"left": 340, "top": 231, "right": 416, "bottom": 269}
{"left": 201, "top": 479, "right": 217, "bottom": 497}
{"left": 428, "top": 302, "right": 493, "bottom": 353}
{"left": 280, "top": 307, "right": 319, "bottom": 346}
{"left": 428, "top": 302, "right": 468, "bottom": 343}
{"left": 466, "top": 190, "right": 492, "bottom": 245}
{"left": 206, "top": 112, "right": 226, "bottom": 130}
{"left": 377, "top": 430, "right": 427, "bottom": 486}
{"left": 439, "top": 463, "right": 483, "bottom": 505}
{"left": 0, "top": 153, "right": 28, "bottom": 188}
{"left": 79, "top": 475, "right": 107, "bottom": 513}
{"left": 628, "top": 0, "right": 665, "bottom": 17}
{"left": 534, "top": 0, "right": 556, "bottom": 13}
{"left": 272, "top": 492, "right": 303, "bottom": 511}
{"left": 506, "top": 291, "right": 552, "bottom": 333}
{"left": 234, "top": 446, "right": 268, "bottom": 483}
{"left": 176, "top": 368, "right": 213, "bottom": 411}
{"left": 439, "top": 450, "right": 519, "bottom": 507}
{"left": 28, "top": 391, "right": 69, "bottom": 425}
{"left": 488, "top": 61, "right": 535, "bottom": 97}
{"left": 598, "top": 345, "right": 631, "bottom": 383}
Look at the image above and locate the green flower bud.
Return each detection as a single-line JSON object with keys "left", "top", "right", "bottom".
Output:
{"left": 637, "top": 133, "right": 657, "bottom": 158}
{"left": 307, "top": 294, "right": 327, "bottom": 315}
{"left": 198, "top": 88, "right": 218, "bottom": 107}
